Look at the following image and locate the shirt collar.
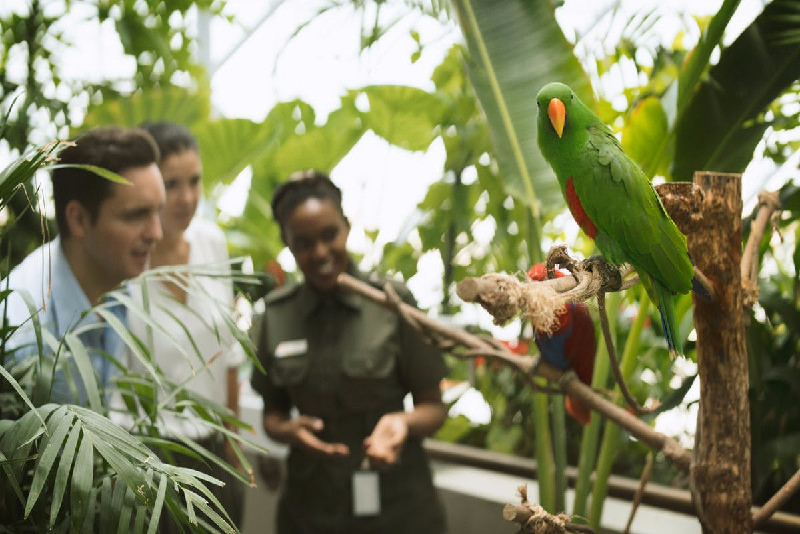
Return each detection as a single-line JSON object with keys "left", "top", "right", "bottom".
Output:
{"left": 298, "top": 261, "right": 363, "bottom": 317}
{"left": 49, "top": 237, "right": 96, "bottom": 337}
{"left": 49, "top": 237, "right": 129, "bottom": 338}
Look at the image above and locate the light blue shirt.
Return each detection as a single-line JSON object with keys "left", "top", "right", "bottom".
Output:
{"left": 3, "top": 237, "right": 126, "bottom": 404}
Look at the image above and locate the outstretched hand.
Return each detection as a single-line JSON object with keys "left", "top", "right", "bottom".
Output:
{"left": 363, "top": 413, "right": 408, "bottom": 468}
{"left": 287, "top": 415, "right": 350, "bottom": 458}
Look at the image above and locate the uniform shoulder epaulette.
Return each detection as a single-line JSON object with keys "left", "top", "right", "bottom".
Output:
{"left": 264, "top": 282, "right": 301, "bottom": 304}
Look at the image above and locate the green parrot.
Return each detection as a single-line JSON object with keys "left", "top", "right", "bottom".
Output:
{"left": 535, "top": 82, "right": 695, "bottom": 358}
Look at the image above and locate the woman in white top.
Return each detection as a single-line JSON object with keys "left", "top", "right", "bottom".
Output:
{"left": 130, "top": 121, "right": 244, "bottom": 531}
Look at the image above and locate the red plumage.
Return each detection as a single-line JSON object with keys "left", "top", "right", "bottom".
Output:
{"left": 565, "top": 177, "right": 598, "bottom": 239}
{"left": 527, "top": 263, "right": 597, "bottom": 425}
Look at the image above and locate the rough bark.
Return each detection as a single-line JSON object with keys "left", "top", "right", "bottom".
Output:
{"left": 688, "top": 172, "right": 752, "bottom": 533}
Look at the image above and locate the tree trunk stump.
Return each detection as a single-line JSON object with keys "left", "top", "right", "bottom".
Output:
{"left": 688, "top": 172, "right": 752, "bottom": 533}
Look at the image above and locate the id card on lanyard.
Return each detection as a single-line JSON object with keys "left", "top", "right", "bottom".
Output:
{"left": 352, "top": 458, "right": 380, "bottom": 516}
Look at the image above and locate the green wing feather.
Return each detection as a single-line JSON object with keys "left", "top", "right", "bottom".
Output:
{"left": 574, "top": 124, "right": 693, "bottom": 295}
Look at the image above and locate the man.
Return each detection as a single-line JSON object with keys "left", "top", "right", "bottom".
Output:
{"left": 4, "top": 126, "right": 165, "bottom": 404}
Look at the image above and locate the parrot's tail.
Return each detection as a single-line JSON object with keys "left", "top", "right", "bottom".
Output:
{"left": 656, "top": 284, "right": 683, "bottom": 359}
{"left": 641, "top": 273, "right": 684, "bottom": 358}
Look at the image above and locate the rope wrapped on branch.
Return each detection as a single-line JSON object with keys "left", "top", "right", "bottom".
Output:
{"left": 454, "top": 247, "right": 638, "bottom": 333}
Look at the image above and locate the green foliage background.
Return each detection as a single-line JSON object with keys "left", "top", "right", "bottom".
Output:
{"left": 3, "top": 0, "right": 800, "bottom": 530}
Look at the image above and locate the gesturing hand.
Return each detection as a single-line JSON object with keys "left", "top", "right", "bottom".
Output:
{"left": 363, "top": 413, "right": 408, "bottom": 468}
{"left": 289, "top": 415, "right": 350, "bottom": 458}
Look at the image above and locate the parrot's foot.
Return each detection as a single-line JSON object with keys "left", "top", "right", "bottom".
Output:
{"left": 582, "top": 255, "right": 622, "bottom": 292}
{"left": 545, "top": 244, "right": 581, "bottom": 281}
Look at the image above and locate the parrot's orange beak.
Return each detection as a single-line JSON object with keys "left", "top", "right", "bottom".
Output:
{"left": 548, "top": 97, "right": 565, "bottom": 138}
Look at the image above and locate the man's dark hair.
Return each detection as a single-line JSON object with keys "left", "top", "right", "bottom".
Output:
{"left": 271, "top": 170, "right": 345, "bottom": 244}
{"left": 139, "top": 121, "right": 199, "bottom": 161}
{"left": 52, "top": 126, "right": 160, "bottom": 238}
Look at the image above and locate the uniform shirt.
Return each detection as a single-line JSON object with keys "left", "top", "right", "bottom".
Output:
{"left": 250, "top": 267, "right": 448, "bottom": 534}
{"left": 4, "top": 237, "right": 125, "bottom": 404}
{"left": 127, "top": 219, "right": 244, "bottom": 439}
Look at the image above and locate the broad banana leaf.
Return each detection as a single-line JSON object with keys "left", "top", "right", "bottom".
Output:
{"left": 450, "top": 0, "right": 593, "bottom": 219}
{"left": 673, "top": 0, "right": 800, "bottom": 180}
{"left": 80, "top": 85, "right": 210, "bottom": 133}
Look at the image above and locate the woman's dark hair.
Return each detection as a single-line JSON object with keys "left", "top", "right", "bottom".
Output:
{"left": 271, "top": 170, "right": 345, "bottom": 243}
{"left": 53, "top": 126, "right": 160, "bottom": 238}
{"left": 138, "top": 121, "right": 199, "bottom": 161}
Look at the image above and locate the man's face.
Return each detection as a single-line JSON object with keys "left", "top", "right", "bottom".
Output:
{"left": 82, "top": 163, "right": 165, "bottom": 288}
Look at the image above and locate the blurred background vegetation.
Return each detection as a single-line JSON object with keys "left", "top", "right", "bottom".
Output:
{"left": 2, "top": 0, "right": 800, "bottom": 530}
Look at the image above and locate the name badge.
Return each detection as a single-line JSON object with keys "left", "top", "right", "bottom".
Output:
{"left": 352, "top": 470, "right": 381, "bottom": 516}
{"left": 274, "top": 339, "right": 307, "bottom": 359}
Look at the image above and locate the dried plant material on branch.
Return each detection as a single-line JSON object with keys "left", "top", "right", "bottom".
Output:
{"left": 455, "top": 250, "right": 637, "bottom": 332}
{"left": 503, "top": 485, "right": 597, "bottom": 534}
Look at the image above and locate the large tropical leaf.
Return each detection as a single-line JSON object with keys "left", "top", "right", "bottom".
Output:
{"left": 195, "top": 100, "right": 318, "bottom": 191}
{"left": 80, "top": 86, "right": 211, "bottom": 132}
{"left": 450, "top": 0, "right": 593, "bottom": 219}
{"left": 355, "top": 85, "right": 448, "bottom": 150}
{"left": 673, "top": 0, "right": 800, "bottom": 180}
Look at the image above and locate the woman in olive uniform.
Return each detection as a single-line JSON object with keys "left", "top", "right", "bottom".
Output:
{"left": 250, "top": 170, "right": 448, "bottom": 533}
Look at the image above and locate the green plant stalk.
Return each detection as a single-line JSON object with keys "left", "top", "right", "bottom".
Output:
{"left": 571, "top": 291, "right": 619, "bottom": 520}
{"left": 532, "top": 376, "right": 556, "bottom": 512}
{"left": 589, "top": 294, "right": 651, "bottom": 529}
{"left": 520, "top": 108, "right": 549, "bottom": 507}
{"left": 551, "top": 396, "right": 568, "bottom": 512}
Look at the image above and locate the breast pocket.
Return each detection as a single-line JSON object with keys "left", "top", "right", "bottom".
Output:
{"left": 269, "top": 339, "right": 310, "bottom": 387}
{"left": 340, "top": 312, "right": 401, "bottom": 409}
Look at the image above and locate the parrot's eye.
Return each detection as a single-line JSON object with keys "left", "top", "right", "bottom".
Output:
{"left": 570, "top": 93, "right": 574, "bottom": 100}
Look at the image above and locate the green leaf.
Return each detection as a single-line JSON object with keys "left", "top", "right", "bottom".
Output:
{"left": 195, "top": 117, "right": 281, "bottom": 190}
{"left": 0, "top": 405, "right": 58, "bottom": 482}
{"left": 81, "top": 85, "right": 211, "bottom": 131}
{"left": 673, "top": 0, "right": 800, "bottom": 180}
{"left": 0, "top": 450, "right": 27, "bottom": 511}
{"left": 147, "top": 472, "right": 168, "bottom": 534}
{"left": 63, "top": 332, "right": 103, "bottom": 411}
{"left": 0, "top": 141, "right": 69, "bottom": 204}
{"left": 46, "top": 163, "right": 132, "bottom": 185}
{"left": 450, "top": 0, "right": 593, "bottom": 218}
{"left": 99, "top": 476, "right": 114, "bottom": 533}
{"left": 676, "top": 0, "right": 741, "bottom": 110}
{"left": 357, "top": 85, "right": 447, "bottom": 150}
{"left": 70, "top": 429, "right": 94, "bottom": 531}
{"left": 112, "top": 478, "right": 133, "bottom": 534}
{"left": 25, "top": 407, "right": 75, "bottom": 516}
{"left": 267, "top": 105, "right": 365, "bottom": 180}
{"left": 622, "top": 96, "right": 669, "bottom": 176}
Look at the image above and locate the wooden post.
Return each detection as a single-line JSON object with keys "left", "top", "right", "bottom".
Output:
{"left": 687, "top": 172, "right": 752, "bottom": 533}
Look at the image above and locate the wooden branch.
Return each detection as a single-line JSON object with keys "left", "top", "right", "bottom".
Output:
{"left": 655, "top": 181, "right": 705, "bottom": 235}
{"left": 623, "top": 453, "right": 654, "bottom": 534}
{"left": 752, "top": 467, "right": 800, "bottom": 528}
{"left": 688, "top": 172, "right": 752, "bottom": 533}
{"left": 740, "top": 190, "right": 781, "bottom": 309}
{"left": 338, "top": 272, "right": 693, "bottom": 472}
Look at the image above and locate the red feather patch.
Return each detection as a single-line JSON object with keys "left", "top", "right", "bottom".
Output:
{"left": 565, "top": 177, "right": 597, "bottom": 239}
